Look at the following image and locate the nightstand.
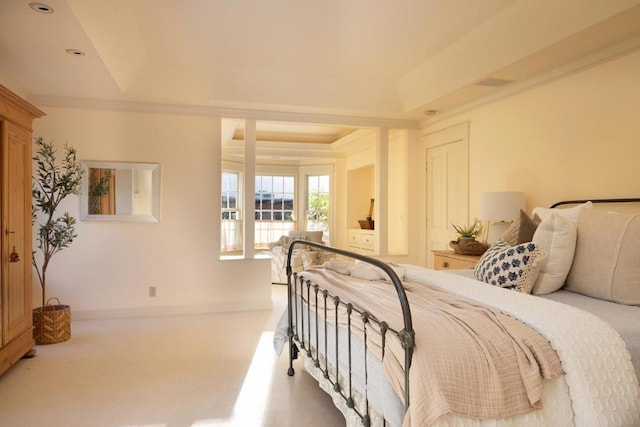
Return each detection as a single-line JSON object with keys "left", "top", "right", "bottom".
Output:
{"left": 432, "top": 250, "right": 481, "bottom": 271}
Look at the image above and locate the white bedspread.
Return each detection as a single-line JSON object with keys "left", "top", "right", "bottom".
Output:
{"left": 403, "top": 265, "right": 640, "bottom": 426}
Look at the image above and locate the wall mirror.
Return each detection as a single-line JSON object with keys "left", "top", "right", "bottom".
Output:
{"left": 79, "top": 161, "right": 161, "bottom": 222}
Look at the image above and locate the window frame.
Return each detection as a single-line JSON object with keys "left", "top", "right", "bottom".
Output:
{"left": 301, "top": 166, "right": 333, "bottom": 245}
{"left": 254, "top": 173, "right": 297, "bottom": 247}
{"left": 221, "top": 170, "right": 243, "bottom": 253}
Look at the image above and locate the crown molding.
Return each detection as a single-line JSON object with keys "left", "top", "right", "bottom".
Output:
{"left": 28, "top": 95, "right": 421, "bottom": 129}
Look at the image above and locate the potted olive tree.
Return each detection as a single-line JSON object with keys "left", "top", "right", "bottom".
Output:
{"left": 31, "top": 137, "right": 83, "bottom": 344}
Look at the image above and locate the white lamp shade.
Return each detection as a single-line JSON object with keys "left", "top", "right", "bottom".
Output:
{"left": 478, "top": 192, "right": 525, "bottom": 221}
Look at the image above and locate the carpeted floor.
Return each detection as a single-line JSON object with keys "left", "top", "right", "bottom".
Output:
{"left": 0, "top": 285, "right": 344, "bottom": 427}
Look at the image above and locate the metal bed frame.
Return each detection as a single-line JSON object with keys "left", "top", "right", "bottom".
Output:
{"left": 285, "top": 240, "right": 414, "bottom": 426}
{"left": 550, "top": 197, "right": 640, "bottom": 208}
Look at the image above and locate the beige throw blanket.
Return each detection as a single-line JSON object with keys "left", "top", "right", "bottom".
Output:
{"left": 297, "top": 268, "right": 563, "bottom": 426}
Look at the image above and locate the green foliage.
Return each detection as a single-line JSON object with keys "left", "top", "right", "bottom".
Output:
{"left": 89, "top": 169, "right": 112, "bottom": 214}
{"left": 32, "top": 137, "right": 84, "bottom": 308}
{"left": 307, "top": 193, "right": 329, "bottom": 220}
{"left": 451, "top": 221, "right": 483, "bottom": 238}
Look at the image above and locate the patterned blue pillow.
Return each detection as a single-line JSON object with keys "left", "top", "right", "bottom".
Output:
{"left": 473, "top": 240, "right": 546, "bottom": 293}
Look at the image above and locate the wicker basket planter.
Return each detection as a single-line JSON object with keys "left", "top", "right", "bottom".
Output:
{"left": 32, "top": 298, "right": 71, "bottom": 345}
{"left": 449, "top": 237, "right": 489, "bottom": 256}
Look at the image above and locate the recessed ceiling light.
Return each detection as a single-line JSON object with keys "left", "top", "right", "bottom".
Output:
{"left": 29, "top": 2, "right": 54, "bottom": 14}
{"left": 65, "top": 49, "right": 86, "bottom": 57}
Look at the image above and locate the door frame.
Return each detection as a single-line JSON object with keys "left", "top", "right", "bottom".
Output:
{"left": 419, "top": 122, "right": 470, "bottom": 267}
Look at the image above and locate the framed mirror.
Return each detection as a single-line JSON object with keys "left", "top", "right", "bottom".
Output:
{"left": 79, "top": 161, "right": 161, "bottom": 222}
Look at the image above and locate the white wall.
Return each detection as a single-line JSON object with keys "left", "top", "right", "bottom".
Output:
{"left": 33, "top": 107, "right": 271, "bottom": 318}
{"left": 422, "top": 50, "right": 640, "bottom": 220}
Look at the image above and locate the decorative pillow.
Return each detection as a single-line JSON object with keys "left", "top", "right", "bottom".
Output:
{"left": 501, "top": 209, "right": 542, "bottom": 246}
{"left": 532, "top": 201, "right": 592, "bottom": 225}
{"left": 565, "top": 210, "right": 640, "bottom": 305}
{"left": 530, "top": 212, "right": 577, "bottom": 295}
{"left": 473, "top": 240, "right": 546, "bottom": 293}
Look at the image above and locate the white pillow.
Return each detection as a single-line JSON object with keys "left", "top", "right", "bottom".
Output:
{"left": 323, "top": 258, "right": 354, "bottom": 275}
{"left": 351, "top": 263, "right": 383, "bottom": 281}
{"left": 565, "top": 210, "right": 640, "bottom": 305}
{"left": 322, "top": 258, "right": 405, "bottom": 282}
{"left": 532, "top": 201, "right": 592, "bottom": 225}
{"left": 531, "top": 212, "right": 577, "bottom": 294}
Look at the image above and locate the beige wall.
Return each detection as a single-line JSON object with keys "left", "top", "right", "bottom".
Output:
{"left": 423, "top": 50, "right": 640, "bottom": 220}
{"left": 346, "top": 165, "right": 375, "bottom": 229}
{"left": 387, "top": 130, "right": 411, "bottom": 255}
{"left": 33, "top": 107, "right": 271, "bottom": 318}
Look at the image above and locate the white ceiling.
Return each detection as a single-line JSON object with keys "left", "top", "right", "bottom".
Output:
{"left": 1, "top": 0, "right": 640, "bottom": 138}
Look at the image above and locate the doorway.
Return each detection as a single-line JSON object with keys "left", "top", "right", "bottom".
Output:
{"left": 421, "top": 122, "right": 470, "bottom": 268}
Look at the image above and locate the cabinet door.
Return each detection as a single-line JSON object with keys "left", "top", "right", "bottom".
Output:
{"left": 348, "top": 229, "right": 360, "bottom": 246}
{"left": 360, "top": 232, "right": 375, "bottom": 250}
{"left": 2, "top": 121, "right": 32, "bottom": 344}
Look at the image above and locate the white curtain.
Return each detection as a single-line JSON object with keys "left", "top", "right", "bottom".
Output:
{"left": 255, "top": 221, "right": 295, "bottom": 248}
{"left": 221, "top": 220, "right": 243, "bottom": 252}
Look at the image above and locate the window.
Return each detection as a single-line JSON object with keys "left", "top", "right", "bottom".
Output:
{"left": 255, "top": 175, "right": 295, "bottom": 247}
{"left": 307, "top": 175, "right": 330, "bottom": 244}
{"left": 221, "top": 172, "right": 242, "bottom": 252}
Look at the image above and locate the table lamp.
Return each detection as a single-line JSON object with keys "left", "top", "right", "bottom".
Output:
{"left": 478, "top": 191, "right": 525, "bottom": 243}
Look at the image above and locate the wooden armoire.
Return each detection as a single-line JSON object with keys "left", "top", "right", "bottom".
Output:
{"left": 0, "top": 84, "right": 44, "bottom": 375}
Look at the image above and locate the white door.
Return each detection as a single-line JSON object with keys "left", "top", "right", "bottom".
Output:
{"left": 422, "top": 123, "right": 469, "bottom": 268}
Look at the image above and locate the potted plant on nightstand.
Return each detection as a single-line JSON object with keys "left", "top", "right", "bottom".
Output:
{"left": 31, "top": 137, "right": 83, "bottom": 344}
{"left": 450, "top": 221, "right": 488, "bottom": 255}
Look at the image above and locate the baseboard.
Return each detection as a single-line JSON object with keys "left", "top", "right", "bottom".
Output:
{"left": 71, "top": 299, "right": 273, "bottom": 320}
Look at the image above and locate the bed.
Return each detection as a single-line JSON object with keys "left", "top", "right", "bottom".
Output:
{"left": 273, "top": 198, "right": 640, "bottom": 426}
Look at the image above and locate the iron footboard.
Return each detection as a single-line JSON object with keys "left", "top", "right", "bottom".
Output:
{"left": 285, "top": 241, "right": 415, "bottom": 426}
